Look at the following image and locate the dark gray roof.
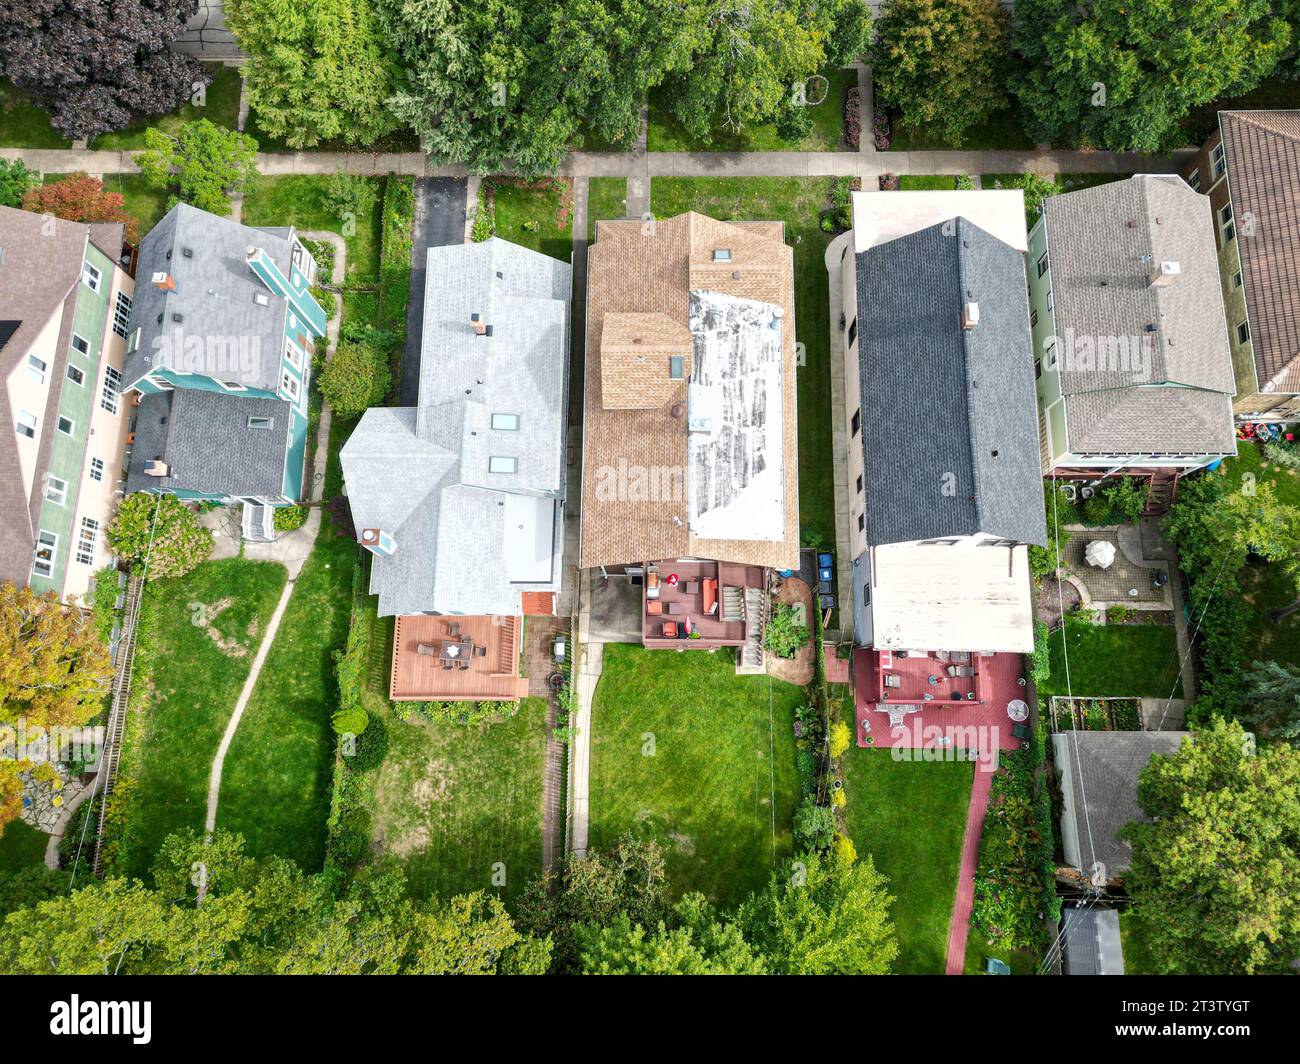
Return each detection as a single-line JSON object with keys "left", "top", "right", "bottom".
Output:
{"left": 1052, "top": 730, "right": 1192, "bottom": 876}
{"left": 1061, "top": 908, "right": 1124, "bottom": 975}
{"left": 123, "top": 204, "right": 293, "bottom": 392}
{"left": 855, "top": 217, "right": 1046, "bottom": 547}
{"left": 126, "top": 389, "right": 292, "bottom": 497}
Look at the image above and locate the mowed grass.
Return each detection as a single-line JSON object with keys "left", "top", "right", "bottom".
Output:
{"left": 898, "top": 175, "right": 962, "bottom": 190}
{"left": 587, "top": 176, "right": 628, "bottom": 239}
{"left": 490, "top": 179, "right": 573, "bottom": 263}
{"left": 368, "top": 665, "right": 548, "bottom": 908}
{"left": 965, "top": 927, "right": 1037, "bottom": 975}
{"left": 0, "top": 821, "right": 49, "bottom": 872}
{"left": 242, "top": 175, "right": 383, "bottom": 283}
{"left": 1037, "top": 620, "right": 1184, "bottom": 699}
{"left": 114, "top": 559, "right": 288, "bottom": 881}
{"left": 648, "top": 67, "right": 856, "bottom": 152}
{"left": 650, "top": 177, "right": 836, "bottom": 542}
{"left": 0, "top": 79, "right": 70, "bottom": 148}
{"left": 90, "top": 65, "right": 242, "bottom": 150}
{"left": 218, "top": 520, "right": 356, "bottom": 872}
{"left": 588, "top": 644, "right": 802, "bottom": 909}
{"left": 841, "top": 749, "right": 973, "bottom": 974}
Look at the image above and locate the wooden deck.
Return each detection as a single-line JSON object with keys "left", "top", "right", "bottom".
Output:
{"left": 641, "top": 559, "right": 766, "bottom": 649}
{"left": 390, "top": 614, "right": 529, "bottom": 702}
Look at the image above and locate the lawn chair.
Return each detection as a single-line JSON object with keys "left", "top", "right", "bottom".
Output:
{"left": 454, "top": 659, "right": 468, "bottom": 671}
{"left": 662, "top": 622, "right": 678, "bottom": 638}
{"left": 946, "top": 665, "right": 975, "bottom": 677}
{"left": 1012, "top": 724, "right": 1030, "bottom": 740}
{"left": 441, "top": 661, "right": 453, "bottom": 671}
{"left": 472, "top": 645, "right": 487, "bottom": 658}
{"left": 883, "top": 673, "right": 902, "bottom": 689}
{"left": 416, "top": 643, "right": 436, "bottom": 657}
{"left": 447, "top": 622, "right": 461, "bottom": 637}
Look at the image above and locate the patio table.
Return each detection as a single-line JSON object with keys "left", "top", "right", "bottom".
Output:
{"left": 1007, "top": 699, "right": 1029, "bottom": 722}
{"left": 439, "top": 639, "right": 475, "bottom": 661}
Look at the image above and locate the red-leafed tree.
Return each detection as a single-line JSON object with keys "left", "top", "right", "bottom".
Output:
{"left": 20, "top": 174, "right": 138, "bottom": 244}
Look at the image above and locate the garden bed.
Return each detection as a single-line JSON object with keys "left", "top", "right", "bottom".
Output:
{"left": 1049, "top": 696, "right": 1143, "bottom": 732}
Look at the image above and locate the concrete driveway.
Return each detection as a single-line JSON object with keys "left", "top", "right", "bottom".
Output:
{"left": 586, "top": 570, "right": 643, "bottom": 643}
{"left": 401, "top": 177, "right": 468, "bottom": 404}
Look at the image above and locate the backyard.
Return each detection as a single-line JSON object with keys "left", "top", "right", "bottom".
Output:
{"left": 650, "top": 177, "right": 837, "bottom": 544}
{"left": 0, "top": 820, "right": 49, "bottom": 873}
{"left": 840, "top": 748, "right": 973, "bottom": 974}
{"left": 1037, "top": 620, "right": 1184, "bottom": 700}
{"left": 587, "top": 643, "right": 802, "bottom": 909}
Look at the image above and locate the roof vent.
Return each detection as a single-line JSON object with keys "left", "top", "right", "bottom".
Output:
{"left": 731, "top": 270, "right": 741, "bottom": 280}
{"left": 151, "top": 272, "right": 176, "bottom": 292}
{"left": 1148, "top": 260, "right": 1181, "bottom": 287}
{"left": 670, "top": 403, "right": 685, "bottom": 418}
{"left": 254, "top": 292, "right": 269, "bottom": 307}
{"left": 470, "top": 313, "right": 487, "bottom": 337}
{"left": 961, "top": 301, "right": 980, "bottom": 330}
{"left": 713, "top": 248, "right": 732, "bottom": 261}
{"left": 144, "top": 460, "right": 169, "bottom": 477}
{"left": 1126, "top": 219, "right": 1138, "bottom": 228}
{"left": 182, "top": 247, "right": 194, "bottom": 258}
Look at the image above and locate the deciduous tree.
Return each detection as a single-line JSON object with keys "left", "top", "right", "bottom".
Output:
{"left": 0, "top": 160, "right": 36, "bottom": 209}
{"left": 135, "top": 119, "right": 259, "bottom": 217}
{"left": 578, "top": 893, "right": 766, "bottom": 974}
{"left": 20, "top": 173, "right": 138, "bottom": 243}
{"left": 106, "top": 494, "right": 213, "bottom": 581}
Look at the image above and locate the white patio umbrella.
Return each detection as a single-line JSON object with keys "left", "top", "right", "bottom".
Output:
{"left": 1084, "top": 540, "right": 1116, "bottom": 569}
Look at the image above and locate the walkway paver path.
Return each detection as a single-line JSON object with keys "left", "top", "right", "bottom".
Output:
{"left": 945, "top": 753, "right": 996, "bottom": 975}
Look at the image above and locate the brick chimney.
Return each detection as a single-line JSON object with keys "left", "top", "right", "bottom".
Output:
{"left": 1148, "top": 261, "right": 1181, "bottom": 287}
{"left": 360, "top": 528, "right": 397, "bottom": 557}
{"left": 470, "top": 313, "right": 488, "bottom": 337}
{"left": 961, "top": 301, "right": 980, "bottom": 330}
{"left": 151, "top": 272, "right": 176, "bottom": 292}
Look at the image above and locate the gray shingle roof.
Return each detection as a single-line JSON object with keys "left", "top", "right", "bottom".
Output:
{"left": 1052, "top": 730, "right": 1191, "bottom": 877}
{"left": 341, "top": 239, "right": 571, "bottom": 617}
{"left": 855, "top": 217, "right": 1046, "bottom": 547}
{"left": 125, "top": 389, "right": 292, "bottom": 497}
{"left": 124, "top": 203, "right": 293, "bottom": 392}
{"left": 1041, "top": 175, "right": 1236, "bottom": 454}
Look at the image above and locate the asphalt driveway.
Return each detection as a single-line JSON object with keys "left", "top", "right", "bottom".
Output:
{"left": 401, "top": 177, "right": 467, "bottom": 405}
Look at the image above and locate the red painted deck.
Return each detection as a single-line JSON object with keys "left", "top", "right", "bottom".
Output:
{"left": 852, "top": 646, "right": 1026, "bottom": 753}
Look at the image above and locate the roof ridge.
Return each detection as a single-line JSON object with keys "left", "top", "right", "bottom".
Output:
{"left": 1221, "top": 109, "right": 1300, "bottom": 143}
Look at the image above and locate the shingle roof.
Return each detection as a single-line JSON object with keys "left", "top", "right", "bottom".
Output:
{"left": 125, "top": 389, "right": 292, "bottom": 497}
{"left": 855, "top": 217, "right": 1046, "bottom": 547}
{"left": 1061, "top": 908, "right": 1125, "bottom": 975}
{"left": 124, "top": 204, "right": 293, "bottom": 392}
{"left": 341, "top": 239, "right": 571, "bottom": 617}
{"left": 1041, "top": 175, "right": 1236, "bottom": 454}
{"left": 0, "top": 206, "right": 123, "bottom": 587}
{"left": 1053, "top": 731, "right": 1191, "bottom": 876}
{"left": 1218, "top": 111, "right": 1300, "bottom": 393}
{"left": 579, "top": 212, "right": 799, "bottom": 570}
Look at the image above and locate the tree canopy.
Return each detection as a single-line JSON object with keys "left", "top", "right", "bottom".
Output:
{"left": 1013, "top": 0, "right": 1290, "bottom": 151}
{"left": 1123, "top": 720, "right": 1300, "bottom": 974}
{"left": 135, "top": 119, "right": 260, "bottom": 217}
{"left": 0, "top": 0, "right": 207, "bottom": 140}
{"left": 106, "top": 494, "right": 214, "bottom": 581}
{"left": 21, "top": 173, "right": 138, "bottom": 243}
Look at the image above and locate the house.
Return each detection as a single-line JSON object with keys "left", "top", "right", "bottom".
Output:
{"left": 0, "top": 205, "right": 136, "bottom": 605}
{"left": 579, "top": 212, "right": 798, "bottom": 666}
{"left": 1053, "top": 730, "right": 1191, "bottom": 883}
{"left": 1028, "top": 175, "right": 1237, "bottom": 497}
{"left": 1183, "top": 111, "right": 1300, "bottom": 419}
{"left": 1059, "top": 906, "right": 1125, "bottom": 975}
{"left": 838, "top": 190, "right": 1045, "bottom": 656}
{"left": 120, "top": 203, "right": 326, "bottom": 536}
{"left": 341, "top": 238, "right": 571, "bottom": 703}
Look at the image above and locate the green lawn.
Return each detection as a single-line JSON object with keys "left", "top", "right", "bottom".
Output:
{"left": 841, "top": 749, "right": 973, "bottom": 974}
{"left": 889, "top": 105, "right": 1036, "bottom": 152}
{"left": 898, "top": 175, "right": 962, "bottom": 191}
{"left": 217, "top": 443, "right": 357, "bottom": 871}
{"left": 1037, "top": 620, "right": 1185, "bottom": 699}
{"left": 0, "top": 821, "right": 49, "bottom": 872}
{"left": 489, "top": 179, "right": 573, "bottom": 263}
{"left": 588, "top": 643, "right": 802, "bottom": 909}
{"left": 650, "top": 177, "right": 836, "bottom": 543}
{"left": 103, "top": 174, "right": 170, "bottom": 237}
{"left": 241, "top": 175, "right": 383, "bottom": 283}
{"left": 587, "top": 176, "right": 628, "bottom": 239}
{"left": 90, "top": 65, "right": 242, "bottom": 150}
{"left": 113, "top": 559, "right": 288, "bottom": 881}
{"left": 0, "top": 79, "right": 70, "bottom": 148}
{"left": 648, "top": 67, "right": 856, "bottom": 152}
{"left": 964, "top": 927, "right": 1038, "bottom": 975}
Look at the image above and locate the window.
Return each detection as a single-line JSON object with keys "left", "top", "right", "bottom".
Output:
{"left": 16, "top": 410, "right": 37, "bottom": 439}
{"left": 100, "top": 366, "right": 122, "bottom": 415}
{"left": 855, "top": 474, "right": 863, "bottom": 494}
{"left": 847, "top": 318, "right": 857, "bottom": 347}
{"left": 76, "top": 517, "right": 99, "bottom": 566}
{"left": 45, "top": 475, "right": 68, "bottom": 505}
{"left": 1030, "top": 308, "right": 1038, "bottom": 328}
{"left": 857, "top": 513, "right": 865, "bottom": 532}
{"left": 1044, "top": 340, "right": 1057, "bottom": 370}
{"left": 57, "top": 415, "right": 74, "bottom": 436}
{"left": 861, "top": 583, "right": 870, "bottom": 606}
{"left": 1046, "top": 288, "right": 1054, "bottom": 313}
{"left": 1212, "top": 142, "right": 1226, "bottom": 180}
{"left": 851, "top": 408, "right": 861, "bottom": 437}
{"left": 1233, "top": 270, "right": 1244, "bottom": 289}
{"left": 90, "top": 457, "right": 105, "bottom": 482}
{"left": 127, "top": 327, "right": 141, "bottom": 353}
{"left": 1036, "top": 252, "right": 1049, "bottom": 278}
{"left": 81, "top": 262, "right": 101, "bottom": 292}
{"left": 668, "top": 356, "right": 685, "bottom": 380}
{"left": 33, "top": 531, "right": 58, "bottom": 577}
{"left": 66, "top": 364, "right": 84, "bottom": 386}
{"left": 280, "top": 370, "right": 301, "bottom": 403}
{"left": 1034, "top": 357, "right": 1042, "bottom": 380}
{"left": 217, "top": 380, "right": 247, "bottom": 392}
{"left": 247, "top": 416, "right": 274, "bottom": 430}
{"left": 1237, "top": 321, "right": 1251, "bottom": 344}
{"left": 71, "top": 334, "right": 89, "bottom": 355}
{"left": 1188, "top": 168, "right": 1201, "bottom": 192}
{"left": 284, "top": 340, "right": 303, "bottom": 372}
{"left": 491, "top": 413, "right": 520, "bottom": 431}
{"left": 112, "top": 291, "right": 132, "bottom": 338}
{"left": 488, "top": 455, "right": 518, "bottom": 474}
{"left": 27, "top": 353, "right": 47, "bottom": 383}
{"left": 1219, "top": 202, "right": 1235, "bottom": 243}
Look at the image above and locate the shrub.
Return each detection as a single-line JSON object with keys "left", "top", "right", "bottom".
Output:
{"left": 274, "top": 505, "right": 308, "bottom": 532}
{"left": 1263, "top": 441, "right": 1300, "bottom": 471}
{"left": 794, "top": 798, "right": 835, "bottom": 852}
{"left": 832, "top": 833, "right": 857, "bottom": 865}
{"left": 871, "top": 104, "right": 890, "bottom": 150}
{"left": 775, "top": 98, "right": 814, "bottom": 141}
{"left": 321, "top": 172, "right": 379, "bottom": 224}
{"left": 845, "top": 87, "right": 863, "bottom": 148}
{"left": 1029, "top": 619, "right": 1051, "bottom": 687}
{"left": 1083, "top": 477, "right": 1148, "bottom": 526}
{"left": 955, "top": 174, "right": 974, "bottom": 190}
{"left": 1106, "top": 604, "right": 1132, "bottom": 624}
{"left": 765, "top": 602, "right": 810, "bottom": 658}
{"left": 318, "top": 342, "right": 390, "bottom": 417}
{"left": 0, "top": 160, "right": 36, "bottom": 209}
{"left": 405, "top": 700, "right": 518, "bottom": 727}
{"left": 21, "top": 173, "right": 137, "bottom": 243}
{"left": 828, "top": 720, "right": 851, "bottom": 760}
{"left": 106, "top": 493, "right": 213, "bottom": 580}
{"left": 331, "top": 705, "right": 369, "bottom": 737}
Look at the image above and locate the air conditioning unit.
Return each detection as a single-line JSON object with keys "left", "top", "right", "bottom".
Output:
{"left": 144, "top": 460, "right": 169, "bottom": 477}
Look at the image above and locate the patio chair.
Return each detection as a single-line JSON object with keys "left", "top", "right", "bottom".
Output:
{"left": 416, "top": 643, "right": 437, "bottom": 657}
{"left": 647, "top": 600, "right": 663, "bottom": 616}
{"left": 1012, "top": 724, "right": 1030, "bottom": 740}
{"left": 886, "top": 706, "right": 908, "bottom": 729}
{"left": 883, "top": 673, "right": 902, "bottom": 689}
{"left": 685, "top": 580, "right": 699, "bottom": 595}
{"left": 441, "top": 661, "right": 454, "bottom": 671}
{"left": 455, "top": 660, "right": 468, "bottom": 671}
{"left": 447, "top": 622, "right": 461, "bottom": 637}
{"left": 947, "top": 665, "right": 976, "bottom": 678}
{"left": 473, "top": 645, "right": 487, "bottom": 658}
{"left": 662, "top": 622, "right": 678, "bottom": 638}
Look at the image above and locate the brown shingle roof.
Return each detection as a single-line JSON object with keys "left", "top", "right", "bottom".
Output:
{"left": 580, "top": 212, "right": 799, "bottom": 570}
{"left": 599, "top": 312, "right": 692, "bottom": 410}
{"left": 1219, "top": 111, "right": 1300, "bottom": 392}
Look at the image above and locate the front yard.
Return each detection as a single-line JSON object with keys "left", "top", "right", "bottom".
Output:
{"left": 649, "top": 177, "right": 837, "bottom": 544}
{"left": 486, "top": 178, "right": 574, "bottom": 263}
{"left": 588, "top": 643, "right": 802, "bottom": 909}
{"left": 840, "top": 749, "right": 973, "bottom": 974}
